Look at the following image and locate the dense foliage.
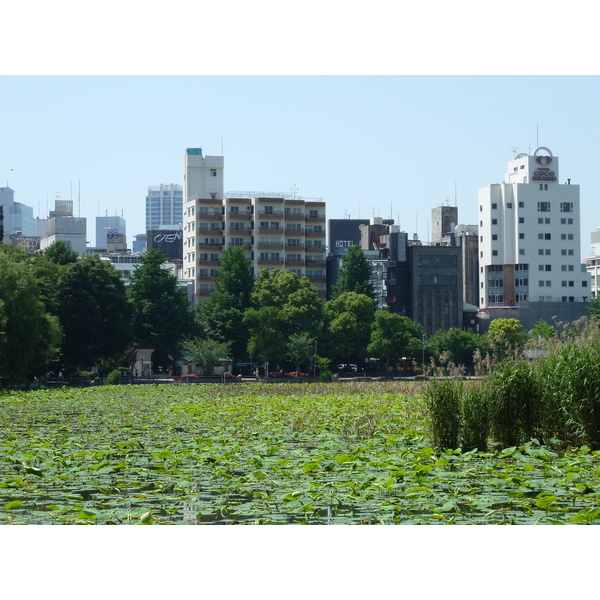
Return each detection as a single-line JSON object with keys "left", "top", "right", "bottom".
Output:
{"left": 2, "top": 239, "right": 596, "bottom": 384}
{"left": 1, "top": 382, "right": 599, "bottom": 525}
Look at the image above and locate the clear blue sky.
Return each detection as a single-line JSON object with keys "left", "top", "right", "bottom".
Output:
{"left": 2, "top": 75, "right": 600, "bottom": 257}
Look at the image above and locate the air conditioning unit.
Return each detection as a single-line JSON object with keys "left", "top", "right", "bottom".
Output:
{"left": 386, "top": 261, "right": 396, "bottom": 268}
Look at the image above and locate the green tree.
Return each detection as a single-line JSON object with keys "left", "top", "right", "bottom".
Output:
{"left": 367, "top": 310, "right": 423, "bottom": 369}
{"left": 332, "top": 245, "right": 375, "bottom": 301}
{"left": 324, "top": 292, "right": 375, "bottom": 364}
{"left": 57, "top": 255, "right": 133, "bottom": 371}
{"left": 588, "top": 297, "right": 600, "bottom": 322}
{"left": 0, "top": 253, "right": 62, "bottom": 383}
{"left": 183, "top": 337, "right": 232, "bottom": 376}
{"left": 286, "top": 331, "right": 316, "bottom": 375}
{"left": 428, "top": 327, "right": 481, "bottom": 371}
{"left": 128, "top": 249, "right": 194, "bottom": 367}
{"left": 44, "top": 241, "right": 79, "bottom": 266}
{"left": 530, "top": 319, "right": 556, "bottom": 341}
{"left": 486, "top": 318, "right": 526, "bottom": 362}
{"left": 194, "top": 247, "right": 254, "bottom": 365}
{"left": 244, "top": 269, "right": 323, "bottom": 364}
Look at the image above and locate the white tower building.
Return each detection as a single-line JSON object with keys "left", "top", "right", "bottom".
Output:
{"left": 182, "top": 148, "right": 225, "bottom": 285}
{"left": 479, "top": 147, "right": 589, "bottom": 308}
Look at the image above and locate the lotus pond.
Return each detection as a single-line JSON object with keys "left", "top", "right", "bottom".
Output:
{"left": 1, "top": 382, "right": 599, "bottom": 525}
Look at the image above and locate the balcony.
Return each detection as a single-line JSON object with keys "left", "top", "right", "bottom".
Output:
{"left": 257, "top": 242, "right": 284, "bottom": 251}
{"left": 197, "top": 214, "right": 223, "bottom": 221}
{"left": 257, "top": 210, "right": 284, "bottom": 218}
{"left": 257, "top": 258, "right": 284, "bottom": 267}
{"left": 257, "top": 227, "right": 284, "bottom": 235}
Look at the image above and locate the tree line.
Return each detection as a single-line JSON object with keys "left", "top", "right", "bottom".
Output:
{"left": 1, "top": 241, "right": 596, "bottom": 384}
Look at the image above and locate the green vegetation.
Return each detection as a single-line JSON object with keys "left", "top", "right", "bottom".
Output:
{"left": 332, "top": 244, "right": 375, "bottom": 301}
{"left": 1, "top": 381, "right": 599, "bottom": 525}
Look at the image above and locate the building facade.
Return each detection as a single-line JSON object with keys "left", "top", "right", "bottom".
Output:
{"left": 146, "top": 184, "right": 184, "bottom": 232}
{"left": 0, "top": 186, "right": 35, "bottom": 238}
{"left": 478, "top": 147, "right": 589, "bottom": 308}
{"left": 39, "top": 199, "right": 87, "bottom": 255}
{"left": 96, "top": 215, "right": 126, "bottom": 250}
{"left": 183, "top": 148, "right": 326, "bottom": 299}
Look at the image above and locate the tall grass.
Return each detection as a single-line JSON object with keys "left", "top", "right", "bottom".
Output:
{"left": 534, "top": 340, "right": 600, "bottom": 448}
{"left": 489, "top": 360, "right": 540, "bottom": 448}
{"left": 425, "top": 378, "right": 461, "bottom": 451}
{"left": 461, "top": 381, "right": 490, "bottom": 452}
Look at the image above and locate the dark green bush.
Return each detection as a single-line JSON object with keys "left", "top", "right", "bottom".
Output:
{"left": 461, "top": 381, "right": 490, "bottom": 452}
{"left": 536, "top": 341, "right": 600, "bottom": 448}
{"left": 490, "top": 360, "right": 540, "bottom": 448}
{"left": 425, "top": 378, "right": 462, "bottom": 451}
{"left": 106, "top": 369, "right": 122, "bottom": 385}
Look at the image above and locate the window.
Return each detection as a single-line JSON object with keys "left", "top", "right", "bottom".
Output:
{"left": 492, "top": 219, "right": 498, "bottom": 225}
{"left": 507, "top": 203, "right": 513, "bottom": 208}
{"left": 492, "top": 234, "right": 498, "bottom": 240}
{"left": 538, "top": 249, "right": 544, "bottom": 256}
{"left": 519, "top": 201, "right": 525, "bottom": 208}
{"left": 545, "top": 249, "right": 551, "bottom": 255}
{"left": 519, "top": 249, "right": 525, "bottom": 255}
{"left": 309, "top": 209, "right": 319, "bottom": 218}
{"left": 583, "top": 281, "right": 588, "bottom": 287}
{"left": 210, "top": 169, "right": 217, "bottom": 177}
{"left": 519, "top": 233, "right": 525, "bottom": 239}
{"left": 519, "top": 217, "right": 524, "bottom": 224}
{"left": 546, "top": 265, "right": 552, "bottom": 271}
{"left": 492, "top": 250, "right": 498, "bottom": 256}
{"left": 491, "top": 203, "right": 497, "bottom": 209}
{"left": 560, "top": 202, "right": 573, "bottom": 213}
{"left": 545, "top": 233, "right": 551, "bottom": 240}
{"left": 538, "top": 201, "right": 551, "bottom": 212}
{"left": 561, "top": 265, "right": 567, "bottom": 271}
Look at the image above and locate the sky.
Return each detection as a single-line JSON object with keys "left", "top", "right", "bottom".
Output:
{"left": 3, "top": 75, "right": 600, "bottom": 258}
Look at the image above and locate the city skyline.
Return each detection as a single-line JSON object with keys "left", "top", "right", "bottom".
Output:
{"left": 3, "top": 76, "right": 600, "bottom": 257}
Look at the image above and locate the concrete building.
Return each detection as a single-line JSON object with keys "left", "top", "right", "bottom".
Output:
{"left": 132, "top": 234, "right": 146, "bottom": 254}
{"left": 478, "top": 146, "right": 589, "bottom": 331}
{"left": 183, "top": 147, "right": 326, "bottom": 299}
{"left": 39, "top": 199, "right": 87, "bottom": 255}
{"left": 96, "top": 215, "right": 127, "bottom": 250}
{"left": 146, "top": 184, "right": 183, "bottom": 231}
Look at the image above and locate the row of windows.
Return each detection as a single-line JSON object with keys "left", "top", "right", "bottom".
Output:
{"left": 482, "top": 248, "right": 575, "bottom": 258}
{"left": 484, "top": 201, "right": 573, "bottom": 212}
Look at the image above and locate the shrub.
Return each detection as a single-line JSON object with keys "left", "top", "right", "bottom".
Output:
{"left": 319, "top": 369, "right": 333, "bottom": 383}
{"left": 425, "top": 378, "right": 461, "bottom": 451}
{"left": 461, "top": 381, "right": 490, "bottom": 452}
{"left": 106, "top": 369, "right": 122, "bottom": 385}
{"left": 536, "top": 340, "right": 600, "bottom": 448}
{"left": 489, "top": 360, "right": 540, "bottom": 448}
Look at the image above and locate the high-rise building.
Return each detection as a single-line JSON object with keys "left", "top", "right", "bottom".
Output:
{"left": 0, "top": 186, "right": 35, "bottom": 237}
{"left": 96, "top": 215, "right": 127, "bottom": 250}
{"left": 183, "top": 148, "right": 326, "bottom": 299}
{"left": 146, "top": 184, "right": 184, "bottom": 231}
{"left": 39, "top": 199, "right": 87, "bottom": 255}
{"left": 479, "top": 147, "right": 588, "bottom": 308}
